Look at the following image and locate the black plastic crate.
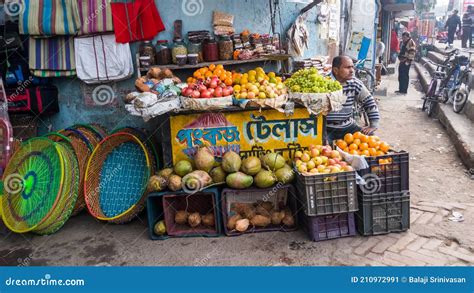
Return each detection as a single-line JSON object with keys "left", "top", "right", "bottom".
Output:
{"left": 356, "top": 191, "right": 410, "bottom": 236}
{"left": 299, "top": 212, "right": 356, "bottom": 242}
{"left": 295, "top": 171, "right": 357, "bottom": 216}
{"left": 146, "top": 187, "right": 222, "bottom": 240}
{"left": 358, "top": 151, "right": 409, "bottom": 195}
{"left": 221, "top": 185, "right": 298, "bottom": 236}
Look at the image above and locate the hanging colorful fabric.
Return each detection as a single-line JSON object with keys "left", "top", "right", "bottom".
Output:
{"left": 77, "top": 0, "right": 114, "bottom": 35}
{"left": 29, "top": 36, "right": 76, "bottom": 77}
{"left": 74, "top": 34, "right": 133, "bottom": 84}
{"left": 110, "top": 0, "right": 165, "bottom": 43}
{"left": 19, "top": 0, "right": 81, "bottom": 36}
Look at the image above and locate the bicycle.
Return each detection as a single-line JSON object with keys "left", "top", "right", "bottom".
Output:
{"left": 354, "top": 59, "right": 376, "bottom": 94}
{"left": 421, "top": 49, "right": 459, "bottom": 117}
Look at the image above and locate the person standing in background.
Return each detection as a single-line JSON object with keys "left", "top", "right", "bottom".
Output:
{"left": 390, "top": 29, "right": 399, "bottom": 64}
{"left": 445, "top": 10, "right": 461, "bottom": 49}
{"left": 462, "top": 6, "right": 473, "bottom": 48}
{"left": 396, "top": 32, "right": 416, "bottom": 95}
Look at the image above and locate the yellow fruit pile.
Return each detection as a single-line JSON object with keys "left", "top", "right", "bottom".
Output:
{"left": 336, "top": 132, "right": 390, "bottom": 157}
{"left": 294, "top": 145, "right": 354, "bottom": 175}
{"left": 234, "top": 67, "right": 287, "bottom": 99}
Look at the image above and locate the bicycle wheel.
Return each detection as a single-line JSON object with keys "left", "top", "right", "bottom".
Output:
{"left": 427, "top": 99, "right": 436, "bottom": 117}
{"left": 453, "top": 84, "right": 469, "bottom": 113}
{"left": 423, "top": 80, "right": 437, "bottom": 112}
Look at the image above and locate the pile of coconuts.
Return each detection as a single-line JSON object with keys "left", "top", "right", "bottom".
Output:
{"left": 147, "top": 148, "right": 295, "bottom": 193}
{"left": 147, "top": 146, "right": 217, "bottom": 193}
{"left": 226, "top": 201, "right": 295, "bottom": 233}
{"left": 174, "top": 211, "right": 215, "bottom": 229}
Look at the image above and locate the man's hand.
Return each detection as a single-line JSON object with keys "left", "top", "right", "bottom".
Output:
{"left": 362, "top": 127, "right": 377, "bottom": 136}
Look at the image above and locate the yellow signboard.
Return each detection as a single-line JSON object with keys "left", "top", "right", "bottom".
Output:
{"left": 169, "top": 108, "right": 324, "bottom": 164}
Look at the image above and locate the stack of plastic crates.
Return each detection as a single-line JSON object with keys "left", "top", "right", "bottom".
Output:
{"left": 295, "top": 171, "right": 358, "bottom": 242}
{"left": 356, "top": 151, "right": 410, "bottom": 236}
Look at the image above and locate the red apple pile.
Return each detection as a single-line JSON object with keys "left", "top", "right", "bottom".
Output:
{"left": 294, "top": 145, "right": 354, "bottom": 175}
{"left": 182, "top": 76, "right": 234, "bottom": 99}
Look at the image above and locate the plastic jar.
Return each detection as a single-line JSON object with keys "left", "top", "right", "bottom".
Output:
{"left": 218, "top": 35, "right": 233, "bottom": 61}
{"left": 187, "top": 41, "right": 203, "bottom": 63}
{"left": 155, "top": 40, "right": 172, "bottom": 65}
{"left": 172, "top": 39, "right": 187, "bottom": 64}
{"left": 187, "top": 54, "right": 199, "bottom": 65}
{"left": 202, "top": 38, "right": 219, "bottom": 62}
{"left": 176, "top": 54, "right": 187, "bottom": 66}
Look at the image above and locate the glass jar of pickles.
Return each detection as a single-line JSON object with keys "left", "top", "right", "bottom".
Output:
{"left": 155, "top": 40, "right": 172, "bottom": 65}
{"left": 139, "top": 41, "right": 156, "bottom": 70}
{"left": 187, "top": 41, "right": 203, "bottom": 63}
{"left": 202, "top": 38, "right": 218, "bottom": 62}
{"left": 218, "top": 35, "right": 233, "bottom": 61}
{"left": 172, "top": 39, "right": 187, "bottom": 64}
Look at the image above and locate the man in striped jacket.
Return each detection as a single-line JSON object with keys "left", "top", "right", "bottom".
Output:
{"left": 326, "top": 56, "right": 380, "bottom": 143}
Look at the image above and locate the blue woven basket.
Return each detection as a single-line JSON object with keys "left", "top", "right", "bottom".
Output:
{"left": 85, "top": 133, "right": 151, "bottom": 224}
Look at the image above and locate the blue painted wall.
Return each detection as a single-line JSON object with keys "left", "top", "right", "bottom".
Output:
{"left": 43, "top": 0, "right": 329, "bottom": 133}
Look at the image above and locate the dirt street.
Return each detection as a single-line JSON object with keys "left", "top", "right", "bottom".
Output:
{"left": 1, "top": 69, "right": 473, "bottom": 266}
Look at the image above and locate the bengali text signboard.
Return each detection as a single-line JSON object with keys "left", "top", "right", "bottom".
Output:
{"left": 169, "top": 108, "right": 324, "bottom": 164}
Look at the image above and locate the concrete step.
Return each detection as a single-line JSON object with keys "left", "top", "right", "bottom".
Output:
{"left": 419, "top": 57, "right": 436, "bottom": 76}
{"left": 427, "top": 51, "right": 446, "bottom": 65}
{"left": 464, "top": 93, "right": 474, "bottom": 122}
{"left": 414, "top": 62, "right": 430, "bottom": 93}
{"left": 432, "top": 46, "right": 457, "bottom": 56}
{"left": 437, "top": 102, "right": 474, "bottom": 169}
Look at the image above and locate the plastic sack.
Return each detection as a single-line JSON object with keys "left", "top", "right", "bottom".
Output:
{"left": 289, "top": 89, "right": 346, "bottom": 116}
{"left": 213, "top": 11, "right": 234, "bottom": 27}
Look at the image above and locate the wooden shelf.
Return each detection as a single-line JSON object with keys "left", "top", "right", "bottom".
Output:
{"left": 140, "top": 56, "right": 289, "bottom": 72}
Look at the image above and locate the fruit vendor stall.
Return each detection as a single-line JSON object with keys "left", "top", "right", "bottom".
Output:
{"left": 0, "top": 0, "right": 410, "bottom": 247}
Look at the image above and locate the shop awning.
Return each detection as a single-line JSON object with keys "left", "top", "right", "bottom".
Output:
{"left": 382, "top": 0, "right": 415, "bottom": 12}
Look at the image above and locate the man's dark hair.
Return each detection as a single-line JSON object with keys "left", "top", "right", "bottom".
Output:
{"left": 402, "top": 32, "right": 410, "bottom": 38}
{"left": 332, "top": 56, "right": 344, "bottom": 69}
{"left": 454, "top": 9, "right": 459, "bottom": 14}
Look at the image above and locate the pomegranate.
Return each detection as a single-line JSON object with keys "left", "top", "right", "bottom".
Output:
{"left": 214, "top": 87, "right": 223, "bottom": 97}
{"left": 191, "top": 90, "right": 201, "bottom": 99}
{"left": 201, "top": 90, "right": 212, "bottom": 98}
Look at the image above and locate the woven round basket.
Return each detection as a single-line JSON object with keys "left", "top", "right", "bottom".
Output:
{"left": 0, "top": 137, "right": 64, "bottom": 233}
{"left": 84, "top": 133, "right": 151, "bottom": 224}
{"left": 89, "top": 124, "right": 109, "bottom": 138}
{"left": 47, "top": 132, "right": 91, "bottom": 216}
{"left": 34, "top": 141, "right": 79, "bottom": 235}
{"left": 69, "top": 124, "right": 105, "bottom": 148}
{"left": 111, "top": 127, "right": 159, "bottom": 174}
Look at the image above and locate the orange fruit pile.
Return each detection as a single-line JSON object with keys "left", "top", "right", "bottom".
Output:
{"left": 187, "top": 64, "right": 235, "bottom": 85}
{"left": 336, "top": 132, "right": 391, "bottom": 157}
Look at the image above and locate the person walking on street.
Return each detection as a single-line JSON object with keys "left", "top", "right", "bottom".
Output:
{"left": 445, "top": 10, "right": 461, "bottom": 49}
{"left": 396, "top": 32, "right": 416, "bottom": 95}
{"left": 326, "top": 56, "right": 380, "bottom": 143}
{"left": 462, "top": 6, "right": 473, "bottom": 48}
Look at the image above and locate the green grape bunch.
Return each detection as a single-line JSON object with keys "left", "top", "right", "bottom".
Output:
{"left": 285, "top": 68, "right": 342, "bottom": 93}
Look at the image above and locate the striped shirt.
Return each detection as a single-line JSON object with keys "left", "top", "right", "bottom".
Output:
{"left": 326, "top": 78, "right": 380, "bottom": 129}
